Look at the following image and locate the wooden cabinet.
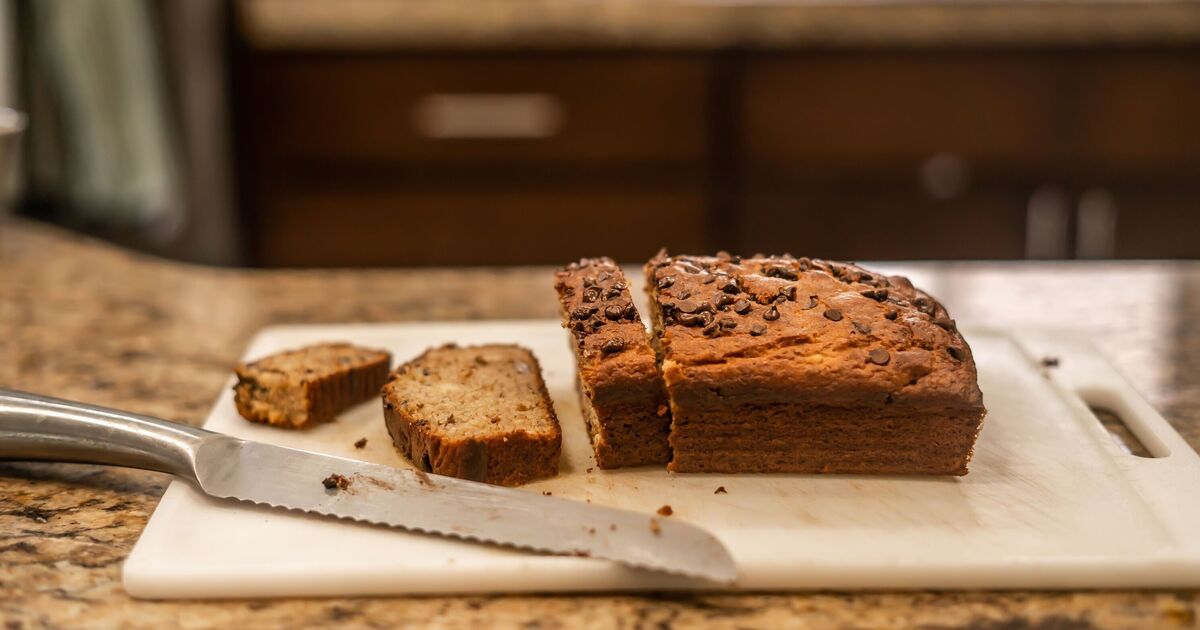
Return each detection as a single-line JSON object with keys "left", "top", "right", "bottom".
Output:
{"left": 233, "top": 46, "right": 1200, "bottom": 265}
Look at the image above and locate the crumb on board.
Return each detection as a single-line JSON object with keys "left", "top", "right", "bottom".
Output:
{"left": 586, "top": 467, "right": 594, "bottom": 473}
{"left": 1041, "top": 356, "right": 1060, "bottom": 368}
{"left": 650, "top": 518, "right": 662, "bottom": 536}
{"left": 322, "top": 473, "right": 351, "bottom": 491}
{"left": 714, "top": 486, "right": 728, "bottom": 495}
{"left": 657, "top": 505, "right": 673, "bottom": 516}
{"left": 610, "top": 524, "right": 617, "bottom": 531}
{"left": 354, "top": 437, "right": 368, "bottom": 449}
{"left": 542, "top": 491, "right": 552, "bottom": 496}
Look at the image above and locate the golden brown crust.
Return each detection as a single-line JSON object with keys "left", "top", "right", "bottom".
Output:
{"left": 381, "top": 344, "right": 561, "bottom": 486}
{"left": 554, "top": 258, "right": 670, "bottom": 468}
{"left": 644, "top": 252, "right": 986, "bottom": 475}
{"left": 233, "top": 342, "right": 391, "bottom": 428}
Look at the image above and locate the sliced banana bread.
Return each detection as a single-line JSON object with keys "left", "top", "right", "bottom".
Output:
{"left": 554, "top": 257, "right": 670, "bottom": 468}
{"left": 644, "top": 252, "right": 986, "bottom": 475}
{"left": 234, "top": 342, "right": 391, "bottom": 428}
{"left": 381, "top": 344, "right": 561, "bottom": 486}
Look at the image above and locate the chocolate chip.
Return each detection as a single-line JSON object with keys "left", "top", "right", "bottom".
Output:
{"left": 801, "top": 296, "right": 819, "bottom": 310}
{"left": 571, "top": 305, "right": 597, "bottom": 320}
{"left": 677, "top": 261, "right": 703, "bottom": 274}
{"left": 612, "top": 281, "right": 627, "bottom": 292}
{"left": 914, "top": 296, "right": 937, "bottom": 315}
{"left": 858, "top": 273, "right": 873, "bottom": 283}
{"left": 733, "top": 299, "right": 752, "bottom": 314}
{"left": 718, "top": 316, "right": 737, "bottom": 330}
{"left": 605, "top": 287, "right": 621, "bottom": 299}
{"left": 885, "top": 309, "right": 899, "bottom": 321}
{"left": 730, "top": 255, "right": 742, "bottom": 264}
{"left": 797, "top": 257, "right": 812, "bottom": 271}
{"left": 601, "top": 338, "right": 625, "bottom": 355}
{"left": 823, "top": 308, "right": 843, "bottom": 322}
{"left": 702, "top": 275, "right": 716, "bottom": 284}
{"left": 947, "top": 346, "right": 965, "bottom": 361}
{"left": 702, "top": 322, "right": 721, "bottom": 337}
{"left": 596, "top": 271, "right": 612, "bottom": 283}
{"left": 764, "top": 264, "right": 798, "bottom": 280}
{"left": 933, "top": 317, "right": 957, "bottom": 331}
{"left": 582, "top": 276, "right": 596, "bottom": 288}
{"left": 657, "top": 276, "right": 675, "bottom": 290}
{"left": 582, "top": 287, "right": 602, "bottom": 303}
{"left": 764, "top": 305, "right": 781, "bottom": 321}
{"left": 677, "top": 311, "right": 714, "bottom": 328}
{"left": 861, "top": 288, "right": 889, "bottom": 302}
{"left": 750, "top": 323, "right": 767, "bottom": 336}
{"left": 604, "top": 304, "right": 624, "bottom": 320}
{"left": 591, "top": 319, "right": 604, "bottom": 330}
{"left": 677, "top": 299, "right": 702, "bottom": 314}
{"left": 868, "top": 349, "right": 890, "bottom": 365}
{"left": 853, "top": 321, "right": 872, "bottom": 335}
{"left": 719, "top": 279, "right": 739, "bottom": 294}
{"left": 714, "top": 292, "right": 735, "bottom": 308}
{"left": 779, "top": 285, "right": 797, "bottom": 301}
{"left": 624, "top": 303, "right": 638, "bottom": 320}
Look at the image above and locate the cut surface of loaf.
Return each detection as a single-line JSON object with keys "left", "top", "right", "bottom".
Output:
{"left": 554, "top": 257, "right": 670, "bottom": 469}
{"left": 381, "top": 344, "right": 561, "bottom": 486}
{"left": 644, "top": 252, "right": 986, "bottom": 475}
{"left": 234, "top": 342, "right": 392, "bottom": 428}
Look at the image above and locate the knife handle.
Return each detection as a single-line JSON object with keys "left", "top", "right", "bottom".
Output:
{"left": 0, "top": 388, "right": 211, "bottom": 479}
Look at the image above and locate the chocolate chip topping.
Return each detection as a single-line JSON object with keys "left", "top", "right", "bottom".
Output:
{"left": 763, "top": 305, "right": 781, "bottom": 321}
{"left": 933, "top": 317, "right": 957, "bottom": 331}
{"left": 677, "top": 310, "right": 714, "bottom": 328}
{"left": 677, "top": 299, "right": 702, "bottom": 314}
{"left": 714, "top": 292, "right": 735, "bottom": 309}
{"left": 779, "top": 285, "right": 797, "bottom": 301}
{"left": 823, "top": 308, "right": 843, "bottom": 322}
{"left": 604, "top": 304, "right": 624, "bottom": 320}
{"left": 749, "top": 323, "right": 767, "bottom": 336}
{"left": 914, "top": 296, "right": 937, "bottom": 316}
{"left": 947, "top": 346, "right": 965, "bottom": 361}
{"left": 801, "top": 295, "right": 819, "bottom": 310}
{"left": 764, "top": 264, "right": 798, "bottom": 280}
{"left": 853, "top": 321, "right": 872, "bottom": 335}
{"left": 571, "top": 305, "right": 597, "bottom": 320}
{"left": 718, "top": 316, "right": 737, "bottom": 330}
{"left": 861, "top": 288, "right": 889, "bottom": 302}
{"left": 885, "top": 309, "right": 899, "bottom": 321}
{"left": 719, "top": 278, "right": 739, "bottom": 294}
{"left": 582, "top": 287, "right": 601, "bottom": 303}
{"left": 657, "top": 276, "right": 675, "bottom": 289}
{"left": 868, "top": 349, "right": 890, "bottom": 365}
{"left": 601, "top": 338, "right": 625, "bottom": 355}
{"left": 733, "top": 298, "right": 752, "bottom": 314}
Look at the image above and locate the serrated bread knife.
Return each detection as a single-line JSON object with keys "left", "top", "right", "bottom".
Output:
{"left": 0, "top": 389, "right": 736, "bottom": 583}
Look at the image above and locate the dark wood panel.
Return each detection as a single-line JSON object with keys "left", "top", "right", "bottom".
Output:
{"left": 254, "top": 187, "right": 708, "bottom": 267}
{"left": 740, "top": 187, "right": 1029, "bottom": 260}
{"left": 742, "top": 52, "right": 1068, "bottom": 172}
{"left": 246, "top": 53, "right": 710, "bottom": 165}
{"left": 1108, "top": 189, "right": 1200, "bottom": 258}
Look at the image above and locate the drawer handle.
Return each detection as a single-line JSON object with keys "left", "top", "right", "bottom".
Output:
{"left": 413, "top": 93, "right": 564, "bottom": 140}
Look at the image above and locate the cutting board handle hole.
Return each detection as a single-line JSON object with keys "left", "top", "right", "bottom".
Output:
{"left": 1085, "top": 404, "right": 1160, "bottom": 458}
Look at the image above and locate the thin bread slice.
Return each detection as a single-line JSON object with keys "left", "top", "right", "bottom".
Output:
{"left": 234, "top": 342, "right": 392, "bottom": 428}
{"left": 553, "top": 257, "right": 670, "bottom": 468}
{"left": 381, "top": 344, "right": 561, "bottom": 486}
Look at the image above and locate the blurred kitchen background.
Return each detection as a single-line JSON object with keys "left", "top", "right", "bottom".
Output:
{"left": 3, "top": 0, "right": 1199, "bottom": 267}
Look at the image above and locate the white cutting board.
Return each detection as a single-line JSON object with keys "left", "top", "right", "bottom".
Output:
{"left": 124, "top": 321, "right": 1200, "bottom": 598}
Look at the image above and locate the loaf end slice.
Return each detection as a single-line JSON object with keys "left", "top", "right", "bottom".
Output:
{"left": 234, "top": 342, "right": 392, "bottom": 428}
{"left": 554, "top": 257, "right": 670, "bottom": 469}
{"left": 381, "top": 344, "right": 562, "bottom": 486}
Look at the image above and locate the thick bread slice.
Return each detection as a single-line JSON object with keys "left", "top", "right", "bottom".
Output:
{"left": 554, "top": 257, "right": 670, "bottom": 469}
{"left": 381, "top": 344, "right": 561, "bottom": 486}
{"left": 234, "top": 342, "right": 392, "bottom": 428}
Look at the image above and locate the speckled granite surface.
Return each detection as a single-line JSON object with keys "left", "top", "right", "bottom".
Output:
{"left": 2, "top": 218, "right": 1200, "bottom": 628}
{"left": 239, "top": 0, "right": 1200, "bottom": 50}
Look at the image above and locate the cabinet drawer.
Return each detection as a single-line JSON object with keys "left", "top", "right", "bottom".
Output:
{"left": 742, "top": 52, "right": 1066, "bottom": 172}
{"left": 253, "top": 188, "right": 707, "bottom": 267}
{"left": 246, "top": 54, "right": 709, "bottom": 165}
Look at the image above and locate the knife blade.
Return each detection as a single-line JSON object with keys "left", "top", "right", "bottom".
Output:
{"left": 0, "top": 388, "right": 737, "bottom": 583}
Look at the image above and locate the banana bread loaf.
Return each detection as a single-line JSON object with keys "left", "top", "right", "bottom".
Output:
{"left": 644, "top": 252, "right": 986, "bottom": 475}
{"left": 381, "top": 344, "right": 561, "bottom": 486}
{"left": 554, "top": 257, "right": 670, "bottom": 468}
{"left": 234, "top": 342, "right": 391, "bottom": 428}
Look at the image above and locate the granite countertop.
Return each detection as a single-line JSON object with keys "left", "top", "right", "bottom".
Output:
{"left": 238, "top": 0, "right": 1200, "bottom": 50}
{"left": 2, "top": 219, "right": 1199, "bottom": 628}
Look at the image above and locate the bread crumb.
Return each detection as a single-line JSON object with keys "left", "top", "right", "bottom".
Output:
{"left": 657, "top": 505, "right": 673, "bottom": 516}
{"left": 542, "top": 491, "right": 552, "bottom": 496}
{"left": 650, "top": 519, "right": 661, "bottom": 535}
{"left": 714, "top": 486, "right": 727, "bottom": 495}
{"left": 354, "top": 438, "right": 367, "bottom": 449}
{"left": 322, "top": 473, "right": 351, "bottom": 491}
{"left": 656, "top": 404, "right": 669, "bottom": 417}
